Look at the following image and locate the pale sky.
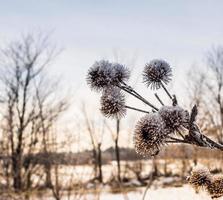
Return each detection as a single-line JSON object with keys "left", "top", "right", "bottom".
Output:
{"left": 1, "top": 0, "right": 223, "bottom": 150}
{"left": 1, "top": 0, "right": 223, "bottom": 87}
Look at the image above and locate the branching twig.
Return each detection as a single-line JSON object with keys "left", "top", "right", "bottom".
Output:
{"left": 118, "top": 84, "right": 158, "bottom": 111}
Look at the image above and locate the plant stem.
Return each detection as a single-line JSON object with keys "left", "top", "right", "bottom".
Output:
{"left": 118, "top": 84, "right": 158, "bottom": 111}
{"left": 166, "top": 136, "right": 187, "bottom": 143}
{"left": 125, "top": 105, "right": 150, "bottom": 114}
{"left": 161, "top": 82, "right": 172, "bottom": 100}
{"left": 142, "top": 161, "right": 154, "bottom": 200}
{"left": 176, "top": 130, "right": 185, "bottom": 140}
{"left": 154, "top": 93, "right": 164, "bottom": 106}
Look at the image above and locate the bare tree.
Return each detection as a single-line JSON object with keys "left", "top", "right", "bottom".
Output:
{"left": 0, "top": 33, "right": 68, "bottom": 191}
{"left": 186, "top": 68, "right": 208, "bottom": 165}
{"left": 186, "top": 46, "right": 223, "bottom": 145}
{"left": 82, "top": 104, "right": 104, "bottom": 183}
{"left": 206, "top": 46, "right": 223, "bottom": 143}
{"left": 105, "top": 118, "right": 123, "bottom": 183}
{"left": 35, "top": 77, "right": 68, "bottom": 188}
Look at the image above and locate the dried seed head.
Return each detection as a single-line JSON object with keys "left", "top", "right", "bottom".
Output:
{"left": 207, "top": 175, "right": 223, "bottom": 199}
{"left": 100, "top": 87, "right": 126, "bottom": 118}
{"left": 134, "top": 113, "right": 167, "bottom": 156}
{"left": 188, "top": 167, "right": 212, "bottom": 191}
{"left": 86, "top": 60, "right": 112, "bottom": 91}
{"left": 158, "top": 105, "right": 189, "bottom": 132}
{"left": 143, "top": 59, "right": 172, "bottom": 90}
{"left": 87, "top": 60, "right": 130, "bottom": 91}
{"left": 111, "top": 62, "right": 130, "bottom": 85}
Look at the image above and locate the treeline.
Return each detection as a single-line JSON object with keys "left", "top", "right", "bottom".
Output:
{"left": 0, "top": 145, "right": 220, "bottom": 167}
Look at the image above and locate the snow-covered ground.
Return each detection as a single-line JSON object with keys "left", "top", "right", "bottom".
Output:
{"left": 7, "top": 185, "right": 221, "bottom": 200}
{"left": 83, "top": 185, "right": 219, "bottom": 200}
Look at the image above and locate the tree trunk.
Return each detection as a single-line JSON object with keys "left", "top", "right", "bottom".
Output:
{"left": 12, "top": 153, "right": 22, "bottom": 191}
{"left": 45, "top": 162, "right": 52, "bottom": 188}
{"left": 92, "top": 148, "right": 98, "bottom": 180}
{"left": 97, "top": 143, "right": 103, "bottom": 183}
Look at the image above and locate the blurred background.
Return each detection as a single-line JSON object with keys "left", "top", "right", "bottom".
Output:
{"left": 0, "top": 0, "right": 223, "bottom": 199}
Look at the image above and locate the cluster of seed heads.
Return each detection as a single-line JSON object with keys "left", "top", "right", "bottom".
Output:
{"left": 134, "top": 106, "right": 188, "bottom": 156}
{"left": 87, "top": 58, "right": 223, "bottom": 197}
{"left": 86, "top": 60, "right": 130, "bottom": 91}
{"left": 188, "top": 167, "right": 223, "bottom": 199}
{"left": 86, "top": 59, "right": 130, "bottom": 119}
{"left": 87, "top": 58, "right": 189, "bottom": 156}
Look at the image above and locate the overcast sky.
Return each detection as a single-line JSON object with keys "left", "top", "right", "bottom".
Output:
{"left": 1, "top": 0, "right": 223, "bottom": 88}
{"left": 1, "top": 0, "right": 223, "bottom": 149}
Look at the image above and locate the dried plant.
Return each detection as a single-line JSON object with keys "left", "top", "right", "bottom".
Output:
{"left": 100, "top": 87, "right": 126, "bottom": 118}
{"left": 134, "top": 113, "right": 167, "bottom": 156}
{"left": 207, "top": 175, "right": 223, "bottom": 199}
{"left": 187, "top": 166, "right": 212, "bottom": 191}
{"left": 143, "top": 59, "right": 172, "bottom": 90}
{"left": 86, "top": 58, "right": 223, "bottom": 157}
{"left": 188, "top": 167, "right": 223, "bottom": 199}
{"left": 158, "top": 105, "right": 189, "bottom": 132}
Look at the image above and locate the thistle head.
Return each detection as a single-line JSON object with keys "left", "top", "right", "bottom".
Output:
{"left": 207, "top": 175, "right": 223, "bottom": 199}
{"left": 87, "top": 60, "right": 130, "bottom": 91}
{"left": 111, "top": 62, "right": 130, "bottom": 85}
{"left": 158, "top": 105, "right": 189, "bottom": 132}
{"left": 134, "top": 113, "right": 168, "bottom": 156}
{"left": 100, "top": 87, "right": 126, "bottom": 118}
{"left": 86, "top": 60, "right": 112, "bottom": 91}
{"left": 188, "top": 166, "right": 212, "bottom": 191}
{"left": 143, "top": 59, "right": 172, "bottom": 90}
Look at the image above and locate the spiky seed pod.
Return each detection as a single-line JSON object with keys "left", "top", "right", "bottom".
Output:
{"left": 207, "top": 175, "right": 223, "bottom": 199}
{"left": 143, "top": 59, "right": 172, "bottom": 89}
{"left": 111, "top": 63, "right": 130, "bottom": 85}
{"left": 188, "top": 167, "right": 212, "bottom": 192}
{"left": 86, "top": 60, "right": 113, "bottom": 91}
{"left": 87, "top": 60, "right": 130, "bottom": 91}
{"left": 100, "top": 87, "right": 126, "bottom": 118}
{"left": 134, "top": 113, "right": 168, "bottom": 156}
{"left": 158, "top": 105, "right": 189, "bottom": 132}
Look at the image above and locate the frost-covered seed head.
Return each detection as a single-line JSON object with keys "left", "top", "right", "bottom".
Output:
{"left": 207, "top": 175, "right": 223, "bottom": 199}
{"left": 86, "top": 60, "right": 113, "bottom": 91}
{"left": 134, "top": 113, "right": 167, "bottom": 156}
{"left": 87, "top": 60, "right": 130, "bottom": 91}
{"left": 188, "top": 167, "right": 212, "bottom": 191}
{"left": 158, "top": 106, "right": 189, "bottom": 132}
{"left": 111, "top": 62, "right": 130, "bottom": 85}
{"left": 143, "top": 59, "right": 172, "bottom": 89}
{"left": 100, "top": 87, "right": 126, "bottom": 118}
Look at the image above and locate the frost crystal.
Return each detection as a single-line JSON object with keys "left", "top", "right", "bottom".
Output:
{"left": 158, "top": 105, "right": 189, "bottom": 132}
{"left": 100, "top": 87, "right": 126, "bottom": 118}
{"left": 143, "top": 59, "right": 172, "bottom": 89}
{"left": 188, "top": 167, "right": 211, "bottom": 191}
{"left": 134, "top": 113, "right": 168, "bottom": 156}
{"left": 86, "top": 60, "right": 130, "bottom": 91}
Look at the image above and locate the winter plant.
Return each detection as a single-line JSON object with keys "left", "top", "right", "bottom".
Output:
{"left": 86, "top": 59, "right": 223, "bottom": 198}
{"left": 188, "top": 166, "right": 223, "bottom": 199}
